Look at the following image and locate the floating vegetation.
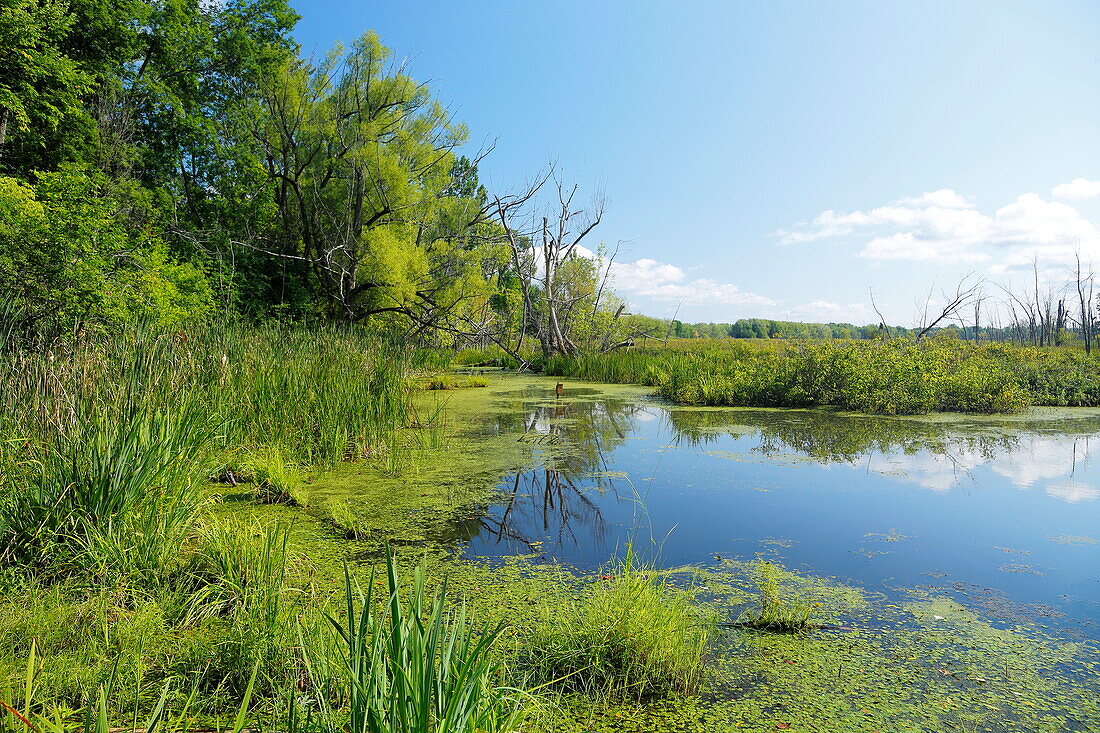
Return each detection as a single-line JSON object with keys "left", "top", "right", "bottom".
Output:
{"left": 992, "top": 544, "right": 1032, "bottom": 554}
{"left": 997, "top": 562, "right": 1045, "bottom": 576}
{"left": 864, "top": 528, "right": 912, "bottom": 542}
{"left": 1049, "top": 533, "right": 1098, "bottom": 545}
{"left": 948, "top": 582, "right": 1065, "bottom": 624}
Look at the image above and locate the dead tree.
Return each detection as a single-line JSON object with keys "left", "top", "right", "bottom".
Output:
{"left": 494, "top": 173, "right": 605, "bottom": 358}
{"left": 914, "top": 274, "right": 984, "bottom": 342}
{"left": 1075, "top": 251, "right": 1095, "bottom": 354}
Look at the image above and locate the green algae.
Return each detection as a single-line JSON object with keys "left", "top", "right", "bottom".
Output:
{"left": 544, "top": 561, "right": 1099, "bottom": 733}
{"left": 203, "top": 373, "right": 1100, "bottom": 732}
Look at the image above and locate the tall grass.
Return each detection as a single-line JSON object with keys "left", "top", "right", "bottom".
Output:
{"left": 517, "top": 551, "right": 713, "bottom": 700}
{"left": 0, "top": 323, "right": 414, "bottom": 578}
{"left": 297, "top": 556, "right": 531, "bottom": 733}
{"left": 543, "top": 337, "right": 1100, "bottom": 414}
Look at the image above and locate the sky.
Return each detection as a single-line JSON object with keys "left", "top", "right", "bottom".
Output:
{"left": 289, "top": 0, "right": 1100, "bottom": 326}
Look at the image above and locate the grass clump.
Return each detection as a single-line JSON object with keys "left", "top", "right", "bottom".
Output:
{"left": 243, "top": 448, "right": 308, "bottom": 506}
{"left": 296, "top": 554, "right": 532, "bottom": 733}
{"left": 518, "top": 552, "right": 713, "bottom": 700}
{"left": 737, "top": 560, "right": 820, "bottom": 633}
{"left": 420, "top": 374, "right": 489, "bottom": 390}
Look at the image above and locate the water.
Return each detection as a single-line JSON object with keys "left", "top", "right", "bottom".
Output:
{"left": 458, "top": 377, "right": 1100, "bottom": 637}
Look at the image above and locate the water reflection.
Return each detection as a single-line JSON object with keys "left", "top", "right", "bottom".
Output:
{"left": 469, "top": 397, "right": 1100, "bottom": 563}
{"left": 459, "top": 385, "right": 1100, "bottom": 633}
{"left": 667, "top": 407, "right": 1100, "bottom": 502}
{"left": 470, "top": 395, "right": 645, "bottom": 557}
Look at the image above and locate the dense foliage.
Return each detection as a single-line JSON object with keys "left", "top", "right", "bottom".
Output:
{"left": 0, "top": 1, "right": 635, "bottom": 354}
{"left": 544, "top": 336, "right": 1100, "bottom": 414}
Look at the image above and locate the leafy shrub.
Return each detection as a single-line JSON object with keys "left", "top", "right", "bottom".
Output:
{"left": 543, "top": 337, "right": 1099, "bottom": 414}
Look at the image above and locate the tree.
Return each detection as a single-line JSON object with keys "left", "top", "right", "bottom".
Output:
{"left": 0, "top": 0, "right": 89, "bottom": 169}
{"left": 0, "top": 167, "right": 211, "bottom": 337}
{"left": 914, "top": 273, "right": 983, "bottom": 343}
{"left": 493, "top": 174, "right": 606, "bottom": 357}
{"left": 1075, "top": 250, "right": 1095, "bottom": 354}
{"left": 233, "top": 32, "right": 489, "bottom": 322}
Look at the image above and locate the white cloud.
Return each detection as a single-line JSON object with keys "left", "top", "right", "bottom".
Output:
{"left": 781, "top": 300, "right": 874, "bottom": 323}
{"left": 777, "top": 182, "right": 1100, "bottom": 269}
{"left": 607, "top": 258, "right": 687, "bottom": 291}
{"left": 528, "top": 246, "right": 776, "bottom": 309}
{"left": 1052, "top": 178, "right": 1100, "bottom": 201}
{"left": 605, "top": 256, "right": 776, "bottom": 307}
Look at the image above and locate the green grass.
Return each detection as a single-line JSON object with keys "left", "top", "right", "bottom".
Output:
{"left": 517, "top": 551, "right": 714, "bottom": 701}
{"left": 0, "top": 323, "right": 414, "bottom": 579}
{"left": 543, "top": 336, "right": 1100, "bottom": 414}
{"left": 736, "top": 561, "right": 820, "bottom": 634}
{"left": 296, "top": 554, "right": 533, "bottom": 733}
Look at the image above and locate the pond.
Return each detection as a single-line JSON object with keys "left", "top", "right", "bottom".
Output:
{"left": 449, "top": 374, "right": 1100, "bottom": 639}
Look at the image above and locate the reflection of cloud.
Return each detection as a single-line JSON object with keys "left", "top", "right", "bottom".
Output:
{"left": 867, "top": 435, "right": 1097, "bottom": 503}
{"left": 869, "top": 449, "right": 988, "bottom": 492}
{"left": 1045, "top": 478, "right": 1100, "bottom": 503}
{"left": 987, "top": 436, "right": 1081, "bottom": 487}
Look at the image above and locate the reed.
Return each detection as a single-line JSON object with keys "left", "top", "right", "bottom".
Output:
{"left": 296, "top": 554, "right": 532, "bottom": 733}
{"left": 0, "top": 322, "right": 414, "bottom": 579}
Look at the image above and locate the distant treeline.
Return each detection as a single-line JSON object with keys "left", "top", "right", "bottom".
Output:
{"left": 663, "top": 318, "right": 1022, "bottom": 342}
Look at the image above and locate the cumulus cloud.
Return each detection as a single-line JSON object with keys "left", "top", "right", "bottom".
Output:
{"left": 602, "top": 256, "right": 776, "bottom": 307}
{"left": 1052, "top": 178, "right": 1100, "bottom": 201}
{"left": 777, "top": 182, "right": 1100, "bottom": 269}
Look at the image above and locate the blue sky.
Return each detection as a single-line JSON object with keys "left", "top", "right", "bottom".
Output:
{"left": 290, "top": 0, "right": 1100, "bottom": 325}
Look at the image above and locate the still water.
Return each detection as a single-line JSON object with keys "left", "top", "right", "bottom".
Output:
{"left": 456, "top": 378, "right": 1100, "bottom": 637}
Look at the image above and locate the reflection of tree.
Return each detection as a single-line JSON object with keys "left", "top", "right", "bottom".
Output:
{"left": 476, "top": 467, "right": 610, "bottom": 554}
{"left": 468, "top": 395, "right": 643, "bottom": 553}
{"left": 664, "top": 407, "right": 1100, "bottom": 464}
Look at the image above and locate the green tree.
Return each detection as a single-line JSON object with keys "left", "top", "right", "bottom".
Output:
{"left": 0, "top": 167, "right": 211, "bottom": 335}
{"left": 0, "top": 0, "right": 89, "bottom": 170}
{"left": 231, "top": 32, "right": 480, "bottom": 322}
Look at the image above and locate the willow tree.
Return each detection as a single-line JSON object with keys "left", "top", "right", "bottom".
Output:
{"left": 241, "top": 32, "right": 482, "bottom": 321}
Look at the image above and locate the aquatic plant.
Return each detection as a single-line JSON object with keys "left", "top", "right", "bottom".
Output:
{"left": 737, "top": 560, "right": 819, "bottom": 633}
{"left": 297, "top": 555, "right": 532, "bottom": 733}
{"left": 518, "top": 551, "right": 713, "bottom": 700}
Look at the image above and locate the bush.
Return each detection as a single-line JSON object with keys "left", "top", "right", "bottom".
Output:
{"left": 543, "top": 337, "right": 1100, "bottom": 414}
